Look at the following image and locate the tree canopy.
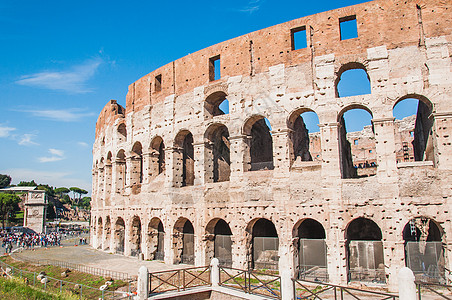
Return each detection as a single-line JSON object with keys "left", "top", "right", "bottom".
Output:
{"left": 17, "top": 180, "right": 37, "bottom": 187}
{"left": 0, "top": 193, "right": 21, "bottom": 229}
{"left": 0, "top": 175, "right": 11, "bottom": 188}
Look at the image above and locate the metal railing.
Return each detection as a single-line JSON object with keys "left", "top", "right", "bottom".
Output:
{"left": 0, "top": 259, "right": 134, "bottom": 299}
{"left": 219, "top": 266, "right": 281, "bottom": 299}
{"left": 416, "top": 281, "right": 452, "bottom": 300}
{"left": 13, "top": 255, "right": 133, "bottom": 282}
{"left": 293, "top": 278, "right": 398, "bottom": 299}
{"left": 148, "top": 266, "right": 210, "bottom": 295}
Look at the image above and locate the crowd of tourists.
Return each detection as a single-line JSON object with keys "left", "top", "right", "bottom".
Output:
{"left": 1, "top": 231, "right": 63, "bottom": 252}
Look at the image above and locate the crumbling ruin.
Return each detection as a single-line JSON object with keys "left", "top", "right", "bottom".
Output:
{"left": 91, "top": 0, "right": 452, "bottom": 290}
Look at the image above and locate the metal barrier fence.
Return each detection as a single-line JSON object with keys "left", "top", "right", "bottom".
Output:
{"left": 13, "top": 255, "right": 134, "bottom": 282}
{"left": 293, "top": 278, "right": 398, "bottom": 300}
{"left": 416, "top": 281, "right": 452, "bottom": 300}
{"left": 407, "top": 241, "right": 446, "bottom": 283}
{"left": 0, "top": 259, "right": 134, "bottom": 299}
{"left": 253, "top": 236, "right": 279, "bottom": 270}
{"left": 148, "top": 266, "right": 210, "bottom": 295}
{"left": 219, "top": 266, "right": 281, "bottom": 299}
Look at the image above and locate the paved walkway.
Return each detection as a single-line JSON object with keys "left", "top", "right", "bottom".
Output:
{"left": 11, "top": 242, "right": 182, "bottom": 277}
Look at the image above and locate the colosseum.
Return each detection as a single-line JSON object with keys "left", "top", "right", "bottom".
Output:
{"left": 91, "top": 0, "right": 452, "bottom": 292}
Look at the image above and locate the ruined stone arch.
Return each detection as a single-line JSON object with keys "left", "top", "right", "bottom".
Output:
{"left": 242, "top": 115, "right": 274, "bottom": 172}
{"left": 205, "top": 90, "right": 229, "bottom": 119}
{"left": 204, "top": 123, "right": 230, "bottom": 183}
{"left": 117, "top": 123, "right": 127, "bottom": 142}
{"left": 205, "top": 218, "right": 233, "bottom": 266}
{"left": 337, "top": 104, "right": 376, "bottom": 179}
{"left": 174, "top": 130, "right": 194, "bottom": 187}
{"left": 335, "top": 61, "right": 371, "bottom": 98}
{"left": 114, "top": 217, "right": 125, "bottom": 254}
{"left": 130, "top": 141, "right": 143, "bottom": 187}
{"left": 115, "top": 149, "right": 126, "bottom": 193}
{"left": 147, "top": 217, "right": 165, "bottom": 260}
{"left": 104, "top": 215, "right": 111, "bottom": 251}
{"left": 345, "top": 217, "right": 385, "bottom": 283}
{"left": 173, "top": 217, "right": 195, "bottom": 264}
{"left": 96, "top": 217, "right": 103, "bottom": 249}
{"left": 129, "top": 215, "right": 142, "bottom": 257}
{"left": 105, "top": 152, "right": 113, "bottom": 205}
{"left": 393, "top": 94, "right": 435, "bottom": 163}
{"left": 292, "top": 218, "right": 328, "bottom": 280}
{"left": 245, "top": 218, "right": 279, "bottom": 270}
{"left": 149, "top": 136, "right": 165, "bottom": 180}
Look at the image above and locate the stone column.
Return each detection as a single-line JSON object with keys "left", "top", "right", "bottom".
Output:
{"left": 385, "top": 239, "right": 406, "bottom": 291}
{"left": 104, "top": 163, "right": 112, "bottom": 206}
{"left": 279, "top": 233, "right": 294, "bottom": 300}
{"left": 229, "top": 135, "right": 248, "bottom": 182}
{"left": 432, "top": 112, "right": 452, "bottom": 169}
{"left": 372, "top": 118, "right": 398, "bottom": 180}
{"left": 98, "top": 167, "right": 105, "bottom": 207}
{"left": 398, "top": 267, "right": 416, "bottom": 300}
{"left": 124, "top": 219, "right": 131, "bottom": 256}
{"left": 193, "top": 141, "right": 206, "bottom": 186}
{"left": 165, "top": 147, "right": 182, "bottom": 188}
{"left": 137, "top": 266, "right": 149, "bottom": 300}
{"left": 231, "top": 233, "right": 248, "bottom": 270}
{"left": 141, "top": 152, "right": 152, "bottom": 184}
{"left": 271, "top": 129, "right": 292, "bottom": 174}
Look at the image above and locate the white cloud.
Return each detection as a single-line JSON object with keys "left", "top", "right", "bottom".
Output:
{"left": 38, "top": 148, "right": 65, "bottom": 163}
{"left": 15, "top": 108, "right": 95, "bottom": 122}
{"left": 16, "top": 58, "right": 103, "bottom": 93}
{"left": 18, "top": 133, "right": 39, "bottom": 146}
{"left": 0, "top": 168, "right": 92, "bottom": 193}
{"left": 0, "top": 125, "right": 15, "bottom": 138}
{"left": 78, "top": 141, "right": 89, "bottom": 147}
{"left": 239, "top": 0, "right": 262, "bottom": 13}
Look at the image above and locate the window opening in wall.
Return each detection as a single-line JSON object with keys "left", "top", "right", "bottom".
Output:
{"left": 393, "top": 97, "right": 433, "bottom": 163}
{"left": 96, "top": 217, "right": 103, "bottom": 249}
{"left": 150, "top": 137, "right": 165, "bottom": 181}
{"left": 148, "top": 218, "right": 165, "bottom": 261}
{"left": 175, "top": 131, "right": 194, "bottom": 187}
{"left": 116, "top": 150, "right": 126, "bottom": 193}
{"left": 206, "top": 219, "right": 233, "bottom": 267}
{"left": 346, "top": 218, "right": 385, "bottom": 283}
{"left": 291, "top": 26, "right": 307, "bottom": 50}
{"left": 246, "top": 117, "right": 274, "bottom": 171}
{"left": 294, "top": 219, "right": 328, "bottom": 281}
{"left": 339, "top": 108, "right": 376, "bottom": 178}
{"left": 130, "top": 216, "right": 142, "bottom": 257}
{"left": 249, "top": 219, "right": 279, "bottom": 270}
{"left": 114, "top": 217, "right": 125, "bottom": 255}
{"left": 155, "top": 74, "right": 162, "bottom": 92}
{"left": 117, "top": 123, "right": 127, "bottom": 142}
{"left": 205, "top": 91, "right": 229, "bottom": 118}
{"left": 339, "top": 15, "right": 358, "bottom": 40}
{"left": 336, "top": 66, "right": 370, "bottom": 98}
{"left": 205, "top": 124, "right": 230, "bottom": 183}
{"left": 402, "top": 218, "right": 445, "bottom": 283}
{"left": 289, "top": 110, "right": 321, "bottom": 168}
{"left": 131, "top": 142, "right": 143, "bottom": 185}
{"left": 104, "top": 216, "right": 111, "bottom": 251}
{"left": 209, "top": 55, "right": 221, "bottom": 81}
{"left": 182, "top": 221, "right": 195, "bottom": 264}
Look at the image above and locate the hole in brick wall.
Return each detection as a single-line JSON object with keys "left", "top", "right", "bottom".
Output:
{"left": 244, "top": 116, "right": 274, "bottom": 171}
{"left": 155, "top": 74, "right": 162, "bottom": 92}
{"left": 340, "top": 15, "right": 358, "bottom": 40}
{"left": 209, "top": 55, "right": 221, "bottom": 81}
{"left": 205, "top": 91, "right": 229, "bottom": 118}
{"left": 288, "top": 110, "right": 321, "bottom": 166}
{"left": 336, "top": 63, "right": 370, "bottom": 98}
{"left": 291, "top": 26, "right": 307, "bottom": 50}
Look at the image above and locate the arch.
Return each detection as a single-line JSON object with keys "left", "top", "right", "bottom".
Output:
{"left": 335, "top": 62, "right": 371, "bottom": 98}
{"left": 393, "top": 94, "right": 434, "bottom": 163}
{"left": 115, "top": 150, "right": 126, "bottom": 192}
{"left": 173, "top": 217, "right": 195, "bottom": 264}
{"left": 131, "top": 141, "right": 143, "bottom": 186}
{"left": 246, "top": 218, "right": 279, "bottom": 270}
{"left": 402, "top": 217, "right": 446, "bottom": 282}
{"left": 204, "top": 123, "right": 230, "bottom": 182}
{"left": 174, "top": 130, "right": 194, "bottom": 187}
{"left": 105, "top": 152, "right": 113, "bottom": 205}
{"left": 243, "top": 116, "right": 274, "bottom": 171}
{"left": 293, "top": 219, "right": 327, "bottom": 280}
{"left": 114, "top": 217, "right": 125, "bottom": 254}
{"left": 337, "top": 105, "right": 376, "bottom": 179}
{"left": 288, "top": 108, "right": 322, "bottom": 165}
{"left": 147, "top": 217, "right": 165, "bottom": 260}
{"left": 205, "top": 91, "right": 229, "bottom": 118}
{"left": 117, "top": 123, "right": 127, "bottom": 142}
{"left": 130, "top": 216, "right": 142, "bottom": 257}
{"left": 205, "top": 218, "right": 233, "bottom": 266}
{"left": 96, "top": 217, "right": 103, "bottom": 249}
{"left": 345, "top": 217, "right": 385, "bottom": 283}
{"left": 150, "top": 136, "right": 165, "bottom": 178}
{"left": 104, "top": 216, "right": 111, "bottom": 251}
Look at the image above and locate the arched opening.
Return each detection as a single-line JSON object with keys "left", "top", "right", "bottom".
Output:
{"left": 147, "top": 218, "right": 165, "bottom": 261}
{"left": 346, "top": 218, "right": 385, "bottom": 283}
{"left": 288, "top": 109, "right": 321, "bottom": 167}
{"left": 115, "top": 150, "right": 126, "bottom": 193}
{"left": 98, "top": 158, "right": 105, "bottom": 201}
{"left": 149, "top": 137, "right": 165, "bottom": 181}
{"left": 173, "top": 218, "right": 195, "bottom": 265}
{"left": 335, "top": 63, "right": 371, "bottom": 98}
{"left": 293, "top": 219, "right": 327, "bottom": 281}
{"left": 117, "top": 123, "right": 127, "bottom": 142}
{"left": 338, "top": 107, "right": 376, "bottom": 179}
{"left": 114, "top": 217, "right": 125, "bottom": 255}
{"left": 244, "top": 116, "right": 274, "bottom": 171}
{"left": 247, "top": 218, "right": 279, "bottom": 270}
{"left": 174, "top": 131, "right": 194, "bottom": 187}
{"left": 97, "top": 217, "right": 103, "bottom": 249}
{"left": 402, "top": 217, "right": 445, "bottom": 282}
{"left": 105, "top": 152, "right": 112, "bottom": 205}
{"left": 129, "top": 216, "right": 142, "bottom": 257}
{"left": 393, "top": 96, "right": 434, "bottom": 163}
{"left": 205, "top": 91, "right": 229, "bottom": 118}
{"left": 205, "top": 124, "right": 230, "bottom": 183}
{"left": 131, "top": 142, "right": 143, "bottom": 186}
{"left": 205, "top": 218, "right": 232, "bottom": 266}
{"left": 104, "top": 216, "right": 111, "bottom": 251}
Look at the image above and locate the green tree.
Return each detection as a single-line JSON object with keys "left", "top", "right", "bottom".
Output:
{"left": 80, "top": 196, "right": 91, "bottom": 209}
{"left": 54, "top": 187, "right": 70, "bottom": 197}
{"left": 17, "top": 180, "right": 37, "bottom": 187}
{"left": 0, "top": 193, "right": 21, "bottom": 229}
{"left": 69, "top": 187, "right": 88, "bottom": 205}
{"left": 0, "top": 175, "right": 11, "bottom": 188}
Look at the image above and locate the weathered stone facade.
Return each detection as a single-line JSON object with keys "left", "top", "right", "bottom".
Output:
{"left": 91, "top": 0, "right": 452, "bottom": 293}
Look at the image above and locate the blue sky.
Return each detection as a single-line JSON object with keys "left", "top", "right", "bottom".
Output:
{"left": 3, "top": 0, "right": 417, "bottom": 193}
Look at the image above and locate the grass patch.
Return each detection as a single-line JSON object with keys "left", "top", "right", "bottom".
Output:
{"left": 0, "top": 276, "right": 77, "bottom": 300}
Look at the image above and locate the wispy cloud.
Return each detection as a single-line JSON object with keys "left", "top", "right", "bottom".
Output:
{"left": 15, "top": 108, "right": 95, "bottom": 122}
{"left": 16, "top": 58, "right": 103, "bottom": 93}
{"left": 77, "top": 141, "right": 89, "bottom": 147}
{"left": 0, "top": 125, "right": 15, "bottom": 138}
{"left": 18, "top": 133, "right": 39, "bottom": 146}
{"left": 38, "top": 148, "right": 65, "bottom": 163}
{"left": 239, "top": 0, "right": 263, "bottom": 13}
